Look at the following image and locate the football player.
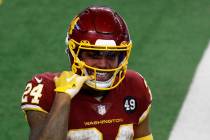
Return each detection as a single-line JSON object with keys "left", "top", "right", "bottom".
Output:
{"left": 21, "top": 6, "right": 153, "bottom": 140}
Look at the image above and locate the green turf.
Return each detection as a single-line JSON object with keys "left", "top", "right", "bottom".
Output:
{"left": 0, "top": 0, "right": 210, "bottom": 139}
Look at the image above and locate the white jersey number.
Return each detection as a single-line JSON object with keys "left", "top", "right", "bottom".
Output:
{"left": 67, "top": 124, "right": 133, "bottom": 140}
{"left": 21, "top": 83, "right": 43, "bottom": 104}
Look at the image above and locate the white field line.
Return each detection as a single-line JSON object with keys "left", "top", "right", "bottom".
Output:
{"left": 169, "top": 41, "right": 210, "bottom": 140}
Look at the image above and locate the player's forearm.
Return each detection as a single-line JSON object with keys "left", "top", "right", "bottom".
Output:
{"left": 37, "top": 93, "right": 71, "bottom": 140}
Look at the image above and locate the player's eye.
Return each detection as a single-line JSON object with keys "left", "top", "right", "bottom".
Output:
{"left": 103, "top": 51, "right": 119, "bottom": 59}
{"left": 80, "top": 51, "right": 119, "bottom": 60}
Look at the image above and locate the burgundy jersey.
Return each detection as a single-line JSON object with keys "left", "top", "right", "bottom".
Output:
{"left": 21, "top": 70, "right": 152, "bottom": 140}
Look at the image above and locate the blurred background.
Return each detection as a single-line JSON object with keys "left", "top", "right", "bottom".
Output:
{"left": 0, "top": 0, "right": 210, "bottom": 139}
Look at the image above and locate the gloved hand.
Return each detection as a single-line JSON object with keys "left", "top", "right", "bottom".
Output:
{"left": 54, "top": 71, "right": 92, "bottom": 98}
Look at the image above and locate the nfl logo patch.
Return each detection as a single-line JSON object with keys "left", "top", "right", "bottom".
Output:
{"left": 97, "top": 105, "right": 106, "bottom": 115}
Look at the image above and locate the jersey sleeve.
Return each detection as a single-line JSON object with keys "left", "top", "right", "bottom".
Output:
{"left": 125, "top": 70, "right": 152, "bottom": 124}
{"left": 136, "top": 72, "right": 152, "bottom": 124}
{"left": 21, "top": 73, "right": 56, "bottom": 113}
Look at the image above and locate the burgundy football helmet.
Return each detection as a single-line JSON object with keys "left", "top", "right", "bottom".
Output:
{"left": 65, "top": 6, "right": 132, "bottom": 90}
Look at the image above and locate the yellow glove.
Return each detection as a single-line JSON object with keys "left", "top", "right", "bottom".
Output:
{"left": 54, "top": 71, "right": 91, "bottom": 98}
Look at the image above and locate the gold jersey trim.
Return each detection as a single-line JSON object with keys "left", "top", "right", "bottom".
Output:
{"left": 21, "top": 104, "right": 48, "bottom": 113}
{"left": 139, "top": 104, "right": 151, "bottom": 124}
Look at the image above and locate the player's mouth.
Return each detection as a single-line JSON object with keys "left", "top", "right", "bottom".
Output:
{"left": 96, "top": 72, "right": 113, "bottom": 81}
{"left": 87, "top": 69, "right": 113, "bottom": 81}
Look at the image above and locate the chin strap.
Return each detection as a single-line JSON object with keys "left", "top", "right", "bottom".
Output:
{"left": 134, "top": 134, "right": 153, "bottom": 140}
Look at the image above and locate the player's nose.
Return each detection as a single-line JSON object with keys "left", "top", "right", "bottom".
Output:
{"left": 96, "top": 57, "right": 109, "bottom": 69}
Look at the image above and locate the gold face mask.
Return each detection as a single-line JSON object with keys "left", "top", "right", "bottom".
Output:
{"left": 65, "top": 6, "right": 132, "bottom": 90}
{"left": 67, "top": 39, "right": 132, "bottom": 90}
